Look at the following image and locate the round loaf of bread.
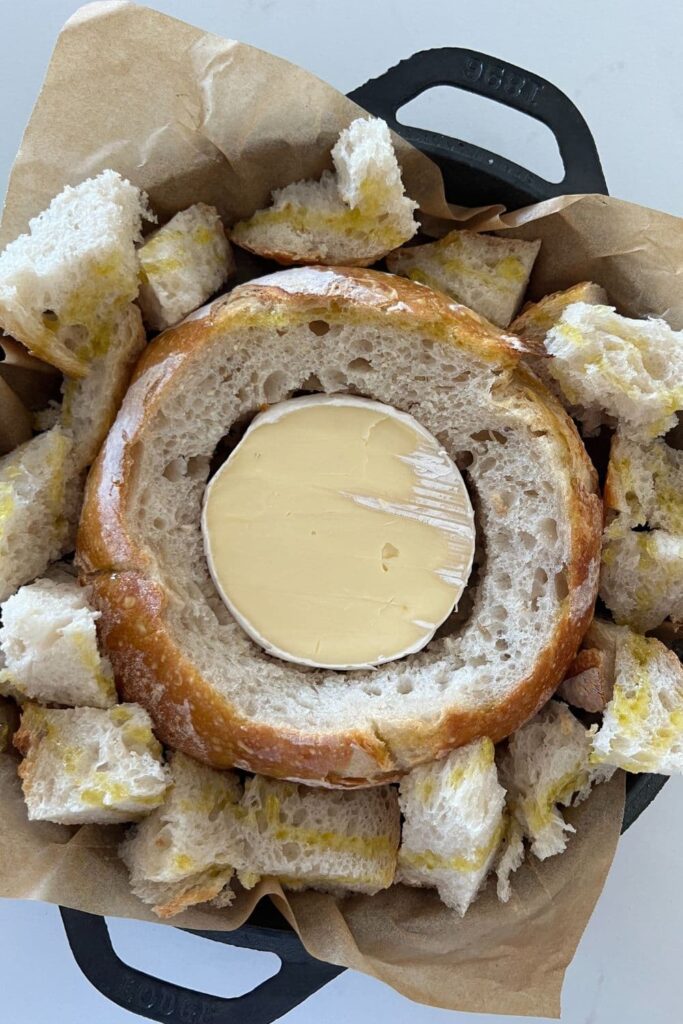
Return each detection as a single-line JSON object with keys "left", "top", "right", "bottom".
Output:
{"left": 77, "top": 267, "right": 601, "bottom": 787}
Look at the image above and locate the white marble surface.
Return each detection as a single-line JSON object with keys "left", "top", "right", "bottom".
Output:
{"left": 1, "top": 2, "right": 682, "bottom": 1021}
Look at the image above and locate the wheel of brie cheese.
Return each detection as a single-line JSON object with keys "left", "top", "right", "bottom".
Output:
{"left": 202, "top": 394, "right": 476, "bottom": 670}
{"left": 78, "top": 267, "right": 602, "bottom": 786}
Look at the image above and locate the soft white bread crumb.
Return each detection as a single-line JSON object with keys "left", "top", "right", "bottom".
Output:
{"left": 511, "top": 282, "right": 608, "bottom": 347}
{"left": 0, "top": 577, "right": 115, "bottom": 708}
{"left": 138, "top": 204, "right": 234, "bottom": 332}
{"left": 386, "top": 231, "right": 540, "bottom": 328}
{"left": 600, "top": 433, "right": 683, "bottom": 631}
{"left": 0, "top": 427, "right": 74, "bottom": 602}
{"left": 0, "top": 170, "right": 153, "bottom": 377}
{"left": 238, "top": 775, "right": 400, "bottom": 895}
{"left": 544, "top": 304, "right": 683, "bottom": 437}
{"left": 502, "top": 700, "right": 613, "bottom": 860}
{"left": 120, "top": 752, "right": 243, "bottom": 918}
{"left": 495, "top": 815, "right": 525, "bottom": 903}
{"left": 14, "top": 703, "right": 170, "bottom": 824}
{"left": 231, "top": 117, "right": 418, "bottom": 266}
{"left": 556, "top": 647, "right": 613, "bottom": 713}
{"left": 591, "top": 623, "right": 683, "bottom": 773}
{"left": 397, "top": 738, "right": 506, "bottom": 915}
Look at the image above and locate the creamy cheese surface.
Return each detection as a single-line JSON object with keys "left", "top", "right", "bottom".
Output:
{"left": 202, "top": 395, "right": 475, "bottom": 669}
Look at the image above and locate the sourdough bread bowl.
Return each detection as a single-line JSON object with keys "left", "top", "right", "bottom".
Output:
{"left": 77, "top": 266, "right": 602, "bottom": 786}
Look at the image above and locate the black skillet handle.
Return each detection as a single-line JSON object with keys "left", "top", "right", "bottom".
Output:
{"left": 348, "top": 47, "right": 608, "bottom": 198}
{"left": 60, "top": 908, "right": 343, "bottom": 1024}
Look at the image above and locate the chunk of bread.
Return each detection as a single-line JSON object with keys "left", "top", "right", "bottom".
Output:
{"left": 511, "top": 283, "right": 608, "bottom": 432}
{"left": 590, "top": 623, "right": 683, "bottom": 773}
{"left": 600, "top": 433, "right": 683, "bottom": 631}
{"left": 386, "top": 231, "right": 540, "bottom": 328}
{"left": 604, "top": 433, "right": 683, "bottom": 534}
{"left": 0, "top": 577, "right": 116, "bottom": 707}
{"left": 511, "top": 282, "right": 608, "bottom": 347}
{"left": 120, "top": 752, "right": 243, "bottom": 918}
{"left": 602, "top": 531, "right": 683, "bottom": 633}
{"left": 502, "top": 700, "right": 613, "bottom": 860}
{"left": 231, "top": 117, "right": 418, "bottom": 266}
{"left": 14, "top": 703, "right": 169, "bottom": 824}
{"left": 61, "top": 303, "right": 147, "bottom": 471}
{"left": 78, "top": 266, "right": 601, "bottom": 786}
{"left": 138, "top": 205, "right": 234, "bottom": 332}
{"left": 495, "top": 815, "right": 525, "bottom": 903}
{"left": 238, "top": 775, "right": 400, "bottom": 894}
{"left": 557, "top": 648, "right": 612, "bottom": 713}
{"left": 0, "top": 427, "right": 74, "bottom": 602}
{"left": 0, "top": 170, "right": 153, "bottom": 377}
{"left": 544, "top": 304, "right": 683, "bottom": 436}
{"left": 397, "top": 738, "right": 505, "bottom": 915}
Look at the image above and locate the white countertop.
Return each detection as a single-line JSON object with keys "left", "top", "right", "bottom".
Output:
{"left": 1, "top": 2, "right": 682, "bottom": 1022}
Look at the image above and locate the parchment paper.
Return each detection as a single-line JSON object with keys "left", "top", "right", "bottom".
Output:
{"left": 0, "top": 2, "right": 669, "bottom": 1017}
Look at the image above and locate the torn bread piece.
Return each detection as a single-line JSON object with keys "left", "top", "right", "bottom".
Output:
{"left": 138, "top": 204, "right": 234, "bottom": 331}
{"left": 557, "top": 648, "right": 613, "bottom": 713}
{"left": 386, "top": 230, "right": 540, "bottom": 328}
{"left": 544, "top": 304, "right": 683, "bottom": 437}
{"left": 600, "top": 433, "right": 683, "bottom": 631}
{"left": 511, "top": 282, "right": 608, "bottom": 431}
{"left": 602, "top": 531, "right": 683, "bottom": 634}
{"left": 495, "top": 815, "right": 525, "bottom": 903}
{"left": 590, "top": 623, "right": 683, "bottom": 773}
{"left": 397, "top": 738, "right": 506, "bottom": 915}
{"left": 14, "top": 703, "right": 169, "bottom": 824}
{"left": 0, "top": 577, "right": 116, "bottom": 708}
{"left": 0, "top": 427, "right": 74, "bottom": 602}
{"left": 231, "top": 117, "right": 418, "bottom": 266}
{"left": 61, "top": 302, "right": 146, "bottom": 471}
{"left": 0, "top": 170, "right": 153, "bottom": 377}
{"left": 238, "top": 775, "right": 400, "bottom": 895}
{"left": 502, "top": 700, "right": 613, "bottom": 860}
{"left": 511, "top": 282, "right": 608, "bottom": 347}
{"left": 120, "top": 752, "right": 244, "bottom": 918}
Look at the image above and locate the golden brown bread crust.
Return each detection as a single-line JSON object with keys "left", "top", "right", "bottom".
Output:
{"left": 229, "top": 232, "right": 380, "bottom": 268}
{"left": 78, "top": 267, "right": 602, "bottom": 786}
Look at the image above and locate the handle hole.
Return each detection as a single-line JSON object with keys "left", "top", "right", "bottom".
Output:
{"left": 396, "top": 86, "right": 565, "bottom": 183}
{"left": 107, "top": 917, "right": 280, "bottom": 999}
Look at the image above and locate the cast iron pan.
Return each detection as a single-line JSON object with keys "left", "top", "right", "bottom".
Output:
{"left": 59, "top": 47, "right": 667, "bottom": 1023}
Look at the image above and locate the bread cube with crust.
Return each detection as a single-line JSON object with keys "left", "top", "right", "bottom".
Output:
{"left": 387, "top": 230, "right": 540, "bottom": 328}
{"left": 138, "top": 204, "right": 234, "bottom": 331}
{"left": 0, "top": 170, "right": 153, "bottom": 377}
{"left": 15, "top": 703, "right": 170, "bottom": 824}
{"left": 501, "top": 701, "right": 613, "bottom": 860}
{"left": 238, "top": 775, "right": 400, "bottom": 895}
{"left": 231, "top": 117, "right": 418, "bottom": 266}
{"left": 120, "top": 752, "right": 244, "bottom": 918}
{"left": 398, "top": 738, "right": 506, "bottom": 915}
{"left": 0, "top": 577, "right": 116, "bottom": 708}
